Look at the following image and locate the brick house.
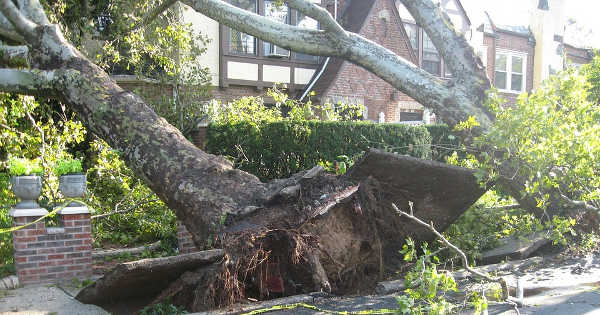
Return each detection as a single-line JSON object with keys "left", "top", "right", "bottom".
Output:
{"left": 114, "top": 0, "right": 594, "bottom": 124}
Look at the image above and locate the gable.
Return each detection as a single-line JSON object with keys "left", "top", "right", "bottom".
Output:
{"left": 309, "top": 0, "right": 418, "bottom": 99}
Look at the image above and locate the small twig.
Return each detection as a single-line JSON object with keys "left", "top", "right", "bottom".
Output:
{"left": 25, "top": 112, "right": 45, "bottom": 169}
{"left": 91, "top": 198, "right": 158, "bottom": 219}
{"left": 560, "top": 194, "right": 599, "bottom": 212}
{"left": 92, "top": 240, "right": 162, "bottom": 259}
{"left": 0, "top": 122, "right": 28, "bottom": 136}
{"left": 481, "top": 204, "right": 521, "bottom": 211}
{"left": 392, "top": 202, "right": 518, "bottom": 309}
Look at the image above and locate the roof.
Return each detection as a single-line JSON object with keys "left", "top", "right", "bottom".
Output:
{"left": 299, "top": 0, "right": 378, "bottom": 99}
{"left": 482, "top": 11, "right": 534, "bottom": 39}
{"left": 300, "top": 0, "right": 418, "bottom": 100}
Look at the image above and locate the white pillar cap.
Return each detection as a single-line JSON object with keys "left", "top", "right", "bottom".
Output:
{"left": 9, "top": 208, "right": 49, "bottom": 217}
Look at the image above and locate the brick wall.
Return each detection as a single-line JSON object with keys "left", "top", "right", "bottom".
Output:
{"left": 484, "top": 31, "right": 536, "bottom": 105}
{"left": 176, "top": 221, "right": 199, "bottom": 254}
{"left": 565, "top": 45, "right": 592, "bottom": 65}
{"left": 321, "top": 0, "right": 418, "bottom": 122}
{"left": 12, "top": 213, "right": 92, "bottom": 285}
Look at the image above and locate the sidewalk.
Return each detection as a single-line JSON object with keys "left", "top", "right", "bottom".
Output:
{"left": 0, "top": 284, "right": 108, "bottom": 315}
{"left": 1, "top": 254, "right": 600, "bottom": 314}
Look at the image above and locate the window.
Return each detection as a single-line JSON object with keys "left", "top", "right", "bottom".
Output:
{"left": 263, "top": 0, "right": 290, "bottom": 57}
{"left": 295, "top": 11, "right": 319, "bottom": 61}
{"left": 404, "top": 23, "right": 418, "bottom": 56}
{"left": 422, "top": 32, "right": 441, "bottom": 76}
{"left": 230, "top": 0, "right": 257, "bottom": 54}
{"left": 227, "top": 0, "right": 319, "bottom": 61}
{"left": 403, "top": 22, "right": 448, "bottom": 77}
{"left": 494, "top": 51, "right": 526, "bottom": 93}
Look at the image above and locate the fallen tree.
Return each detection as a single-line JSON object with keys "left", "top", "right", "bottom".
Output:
{"left": 0, "top": 0, "right": 560, "bottom": 311}
{"left": 77, "top": 150, "right": 486, "bottom": 310}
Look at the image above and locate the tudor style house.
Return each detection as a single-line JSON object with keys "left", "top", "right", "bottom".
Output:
{"left": 140, "top": 0, "right": 594, "bottom": 124}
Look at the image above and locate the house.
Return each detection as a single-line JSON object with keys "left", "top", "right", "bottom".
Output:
{"left": 120, "top": 0, "right": 595, "bottom": 124}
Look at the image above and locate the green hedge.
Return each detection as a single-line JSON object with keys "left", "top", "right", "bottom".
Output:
{"left": 206, "top": 121, "right": 433, "bottom": 181}
{"left": 425, "top": 124, "right": 461, "bottom": 161}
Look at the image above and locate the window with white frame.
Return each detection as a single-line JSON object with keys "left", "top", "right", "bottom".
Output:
{"left": 494, "top": 51, "right": 526, "bottom": 93}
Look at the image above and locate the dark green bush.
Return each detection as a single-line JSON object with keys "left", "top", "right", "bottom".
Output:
{"left": 425, "top": 124, "right": 461, "bottom": 162}
{"left": 207, "top": 120, "right": 432, "bottom": 181}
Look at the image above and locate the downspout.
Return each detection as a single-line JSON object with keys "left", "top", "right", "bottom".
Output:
{"left": 299, "top": 0, "right": 337, "bottom": 102}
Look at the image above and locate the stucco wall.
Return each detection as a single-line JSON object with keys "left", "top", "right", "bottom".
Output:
{"left": 180, "top": 3, "right": 220, "bottom": 86}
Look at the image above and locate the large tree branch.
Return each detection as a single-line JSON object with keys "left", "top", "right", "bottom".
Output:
{"left": 128, "top": 0, "right": 178, "bottom": 32}
{"left": 182, "top": 0, "right": 338, "bottom": 56}
{"left": 0, "top": 14, "right": 25, "bottom": 43}
{"left": 0, "top": 68, "right": 57, "bottom": 95}
{"left": 285, "top": 0, "right": 345, "bottom": 35}
{"left": 15, "top": 0, "right": 49, "bottom": 26}
{"left": 561, "top": 195, "right": 599, "bottom": 213}
{"left": 400, "top": 0, "right": 484, "bottom": 80}
{"left": 399, "top": 0, "right": 493, "bottom": 129}
{"left": 0, "top": 0, "right": 38, "bottom": 41}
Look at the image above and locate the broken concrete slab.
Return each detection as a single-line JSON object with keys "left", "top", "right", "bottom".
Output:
{"left": 481, "top": 231, "right": 550, "bottom": 264}
{"left": 76, "top": 249, "right": 224, "bottom": 306}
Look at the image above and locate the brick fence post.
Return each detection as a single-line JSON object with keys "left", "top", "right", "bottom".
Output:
{"left": 190, "top": 123, "right": 209, "bottom": 149}
{"left": 58, "top": 206, "right": 92, "bottom": 281}
{"left": 177, "top": 220, "right": 199, "bottom": 254}
{"left": 10, "top": 205, "right": 92, "bottom": 285}
{"left": 10, "top": 208, "right": 49, "bottom": 285}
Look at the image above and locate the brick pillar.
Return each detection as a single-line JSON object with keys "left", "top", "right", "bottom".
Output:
{"left": 10, "top": 206, "right": 92, "bottom": 285}
{"left": 177, "top": 221, "right": 199, "bottom": 254}
{"left": 190, "top": 123, "right": 209, "bottom": 149}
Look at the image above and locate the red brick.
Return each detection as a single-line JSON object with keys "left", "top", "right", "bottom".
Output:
{"left": 62, "top": 214, "right": 87, "bottom": 220}
{"left": 74, "top": 233, "right": 91, "bottom": 239}
{"left": 58, "top": 259, "right": 74, "bottom": 265}
{"left": 14, "top": 243, "right": 27, "bottom": 250}
{"left": 74, "top": 220, "right": 90, "bottom": 226}
{"left": 67, "top": 265, "right": 84, "bottom": 271}
{"left": 15, "top": 236, "right": 37, "bottom": 243}
{"left": 48, "top": 254, "right": 65, "bottom": 260}
{"left": 38, "top": 248, "right": 56, "bottom": 254}
{"left": 15, "top": 257, "right": 27, "bottom": 263}
{"left": 75, "top": 245, "right": 92, "bottom": 251}
{"left": 13, "top": 230, "right": 27, "bottom": 237}
{"left": 20, "top": 274, "right": 40, "bottom": 282}
{"left": 63, "top": 221, "right": 74, "bottom": 227}
{"left": 27, "top": 229, "right": 46, "bottom": 236}
{"left": 20, "top": 268, "right": 47, "bottom": 275}
{"left": 27, "top": 255, "right": 47, "bottom": 262}
{"left": 74, "top": 257, "right": 92, "bottom": 264}
{"left": 39, "top": 260, "right": 58, "bottom": 267}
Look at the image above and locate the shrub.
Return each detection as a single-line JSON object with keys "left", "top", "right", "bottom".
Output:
{"left": 7, "top": 157, "right": 42, "bottom": 176}
{"left": 425, "top": 124, "right": 461, "bottom": 162}
{"left": 55, "top": 158, "right": 83, "bottom": 176}
{"left": 206, "top": 120, "right": 432, "bottom": 180}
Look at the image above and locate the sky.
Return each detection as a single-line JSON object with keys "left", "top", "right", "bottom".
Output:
{"left": 460, "top": 0, "right": 600, "bottom": 47}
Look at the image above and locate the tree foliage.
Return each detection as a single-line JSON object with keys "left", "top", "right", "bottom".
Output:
{"left": 481, "top": 69, "right": 600, "bottom": 211}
